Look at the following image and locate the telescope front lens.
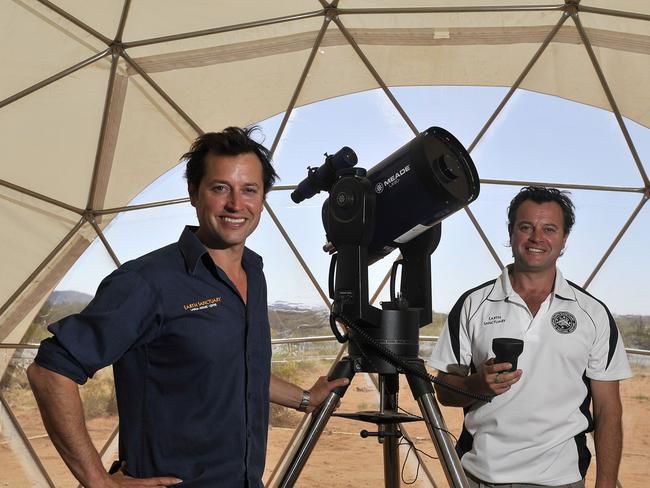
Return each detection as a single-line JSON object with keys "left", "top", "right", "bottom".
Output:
{"left": 438, "top": 153, "right": 460, "bottom": 180}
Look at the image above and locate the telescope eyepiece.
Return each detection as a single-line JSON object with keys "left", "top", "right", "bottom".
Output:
{"left": 291, "top": 146, "right": 358, "bottom": 204}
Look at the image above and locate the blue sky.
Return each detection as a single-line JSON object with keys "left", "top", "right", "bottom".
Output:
{"left": 57, "top": 86, "right": 650, "bottom": 315}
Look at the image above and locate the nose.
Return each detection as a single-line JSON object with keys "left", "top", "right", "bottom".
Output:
{"left": 226, "top": 190, "right": 242, "bottom": 212}
{"left": 529, "top": 226, "right": 543, "bottom": 241}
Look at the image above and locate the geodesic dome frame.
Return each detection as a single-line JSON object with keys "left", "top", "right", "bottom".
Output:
{"left": 1, "top": 1, "right": 649, "bottom": 486}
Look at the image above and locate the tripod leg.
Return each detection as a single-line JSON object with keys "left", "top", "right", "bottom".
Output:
{"left": 405, "top": 360, "right": 469, "bottom": 488}
{"left": 379, "top": 374, "right": 401, "bottom": 488}
{"left": 277, "top": 357, "right": 356, "bottom": 488}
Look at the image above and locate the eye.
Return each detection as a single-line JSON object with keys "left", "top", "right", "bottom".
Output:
{"left": 544, "top": 226, "right": 557, "bottom": 234}
{"left": 519, "top": 223, "right": 532, "bottom": 232}
{"left": 212, "top": 184, "right": 229, "bottom": 193}
{"left": 243, "top": 186, "right": 259, "bottom": 195}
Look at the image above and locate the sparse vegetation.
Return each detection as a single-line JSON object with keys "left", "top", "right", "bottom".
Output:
{"left": 617, "top": 315, "right": 650, "bottom": 350}
{"left": 357, "top": 402, "right": 371, "bottom": 412}
{"left": 79, "top": 368, "right": 118, "bottom": 419}
{"left": 5, "top": 293, "right": 650, "bottom": 431}
{"left": 2, "top": 364, "right": 34, "bottom": 411}
{"left": 271, "top": 360, "right": 303, "bottom": 384}
{"left": 418, "top": 312, "right": 448, "bottom": 337}
{"left": 270, "top": 359, "right": 326, "bottom": 428}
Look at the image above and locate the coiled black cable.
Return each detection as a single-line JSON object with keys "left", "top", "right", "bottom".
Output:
{"left": 333, "top": 312, "right": 493, "bottom": 404}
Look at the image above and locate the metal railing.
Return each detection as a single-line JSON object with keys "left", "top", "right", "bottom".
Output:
{"left": 3, "top": 338, "right": 650, "bottom": 357}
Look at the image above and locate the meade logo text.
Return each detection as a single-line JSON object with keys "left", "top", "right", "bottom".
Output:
{"left": 382, "top": 164, "right": 411, "bottom": 189}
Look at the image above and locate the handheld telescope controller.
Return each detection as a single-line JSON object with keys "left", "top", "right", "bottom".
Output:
{"left": 492, "top": 338, "right": 524, "bottom": 372}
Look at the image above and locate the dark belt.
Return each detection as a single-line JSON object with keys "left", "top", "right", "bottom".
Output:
{"left": 465, "top": 471, "right": 585, "bottom": 488}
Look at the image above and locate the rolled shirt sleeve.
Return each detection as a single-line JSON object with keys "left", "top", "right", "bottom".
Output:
{"left": 35, "top": 269, "right": 162, "bottom": 384}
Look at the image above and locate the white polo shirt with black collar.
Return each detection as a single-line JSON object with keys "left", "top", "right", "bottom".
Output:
{"left": 428, "top": 266, "right": 632, "bottom": 485}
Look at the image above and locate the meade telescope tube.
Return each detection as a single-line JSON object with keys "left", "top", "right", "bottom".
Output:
{"left": 323, "top": 126, "right": 480, "bottom": 263}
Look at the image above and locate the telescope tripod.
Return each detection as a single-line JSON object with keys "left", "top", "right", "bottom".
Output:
{"left": 275, "top": 356, "right": 468, "bottom": 488}
{"left": 273, "top": 163, "right": 479, "bottom": 486}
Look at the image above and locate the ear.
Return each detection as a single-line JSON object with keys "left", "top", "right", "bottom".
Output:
{"left": 188, "top": 183, "right": 197, "bottom": 207}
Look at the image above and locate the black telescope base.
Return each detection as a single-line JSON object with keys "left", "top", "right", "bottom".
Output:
{"left": 274, "top": 357, "right": 469, "bottom": 488}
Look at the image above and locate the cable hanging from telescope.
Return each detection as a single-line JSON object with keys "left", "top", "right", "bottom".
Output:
{"left": 393, "top": 405, "right": 459, "bottom": 485}
{"left": 333, "top": 312, "right": 493, "bottom": 403}
{"left": 399, "top": 435, "right": 440, "bottom": 485}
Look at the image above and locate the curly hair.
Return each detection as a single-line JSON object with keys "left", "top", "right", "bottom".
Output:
{"left": 507, "top": 186, "right": 575, "bottom": 236}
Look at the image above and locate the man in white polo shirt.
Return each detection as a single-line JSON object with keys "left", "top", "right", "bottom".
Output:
{"left": 428, "top": 186, "right": 631, "bottom": 488}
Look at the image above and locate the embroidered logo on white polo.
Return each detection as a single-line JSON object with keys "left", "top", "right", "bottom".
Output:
{"left": 551, "top": 311, "right": 577, "bottom": 334}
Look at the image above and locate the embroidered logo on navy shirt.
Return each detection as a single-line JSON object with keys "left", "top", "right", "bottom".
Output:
{"left": 551, "top": 311, "right": 577, "bottom": 334}
{"left": 183, "top": 296, "right": 222, "bottom": 311}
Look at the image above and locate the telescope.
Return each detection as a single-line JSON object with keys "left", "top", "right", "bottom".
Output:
{"left": 291, "top": 127, "right": 479, "bottom": 261}
{"left": 303, "top": 127, "right": 480, "bottom": 346}
{"left": 274, "top": 127, "right": 481, "bottom": 488}
{"left": 320, "top": 126, "right": 480, "bottom": 264}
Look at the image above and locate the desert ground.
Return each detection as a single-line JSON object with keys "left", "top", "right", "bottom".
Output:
{"left": 2, "top": 362, "right": 648, "bottom": 487}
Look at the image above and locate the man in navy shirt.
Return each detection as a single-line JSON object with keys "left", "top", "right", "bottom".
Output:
{"left": 27, "top": 127, "right": 348, "bottom": 487}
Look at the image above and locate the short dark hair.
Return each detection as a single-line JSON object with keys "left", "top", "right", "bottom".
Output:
{"left": 507, "top": 186, "right": 575, "bottom": 236}
{"left": 182, "top": 126, "right": 278, "bottom": 194}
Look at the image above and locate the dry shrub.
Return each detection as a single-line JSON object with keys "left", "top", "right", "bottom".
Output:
{"left": 79, "top": 369, "right": 117, "bottom": 419}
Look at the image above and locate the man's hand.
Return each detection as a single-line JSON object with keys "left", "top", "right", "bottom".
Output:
{"left": 305, "top": 376, "right": 350, "bottom": 413}
{"left": 107, "top": 463, "right": 182, "bottom": 487}
{"left": 269, "top": 374, "right": 349, "bottom": 413}
{"left": 435, "top": 358, "right": 522, "bottom": 407}
{"left": 470, "top": 358, "right": 522, "bottom": 397}
{"left": 109, "top": 473, "right": 182, "bottom": 487}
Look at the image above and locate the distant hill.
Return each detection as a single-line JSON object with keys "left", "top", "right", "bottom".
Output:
{"left": 23, "top": 294, "right": 650, "bottom": 351}
{"left": 47, "top": 290, "right": 93, "bottom": 306}
{"left": 268, "top": 304, "right": 650, "bottom": 351}
{"left": 270, "top": 301, "right": 329, "bottom": 314}
{"left": 268, "top": 301, "right": 330, "bottom": 338}
{"left": 23, "top": 290, "right": 93, "bottom": 343}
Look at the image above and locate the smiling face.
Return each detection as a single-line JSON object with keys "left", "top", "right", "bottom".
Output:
{"left": 510, "top": 200, "right": 569, "bottom": 274}
{"left": 189, "top": 151, "right": 265, "bottom": 253}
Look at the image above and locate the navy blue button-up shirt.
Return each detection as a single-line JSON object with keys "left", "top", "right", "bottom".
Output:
{"left": 35, "top": 226, "right": 272, "bottom": 487}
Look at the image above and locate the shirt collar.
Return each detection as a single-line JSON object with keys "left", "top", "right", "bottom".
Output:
{"left": 552, "top": 267, "right": 576, "bottom": 301}
{"left": 488, "top": 265, "right": 575, "bottom": 302}
{"left": 179, "top": 226, "right": 207, "bottom": 275}
{"left": 178, "top": 225, "right": 263, "bottom": 275}
{"left": 487, "top": 267, "right": 511, "bottom": 301}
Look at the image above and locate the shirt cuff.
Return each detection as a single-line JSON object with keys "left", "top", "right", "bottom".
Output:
{"left": 34, "top": 337, "right": 90, "bottom": 385}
